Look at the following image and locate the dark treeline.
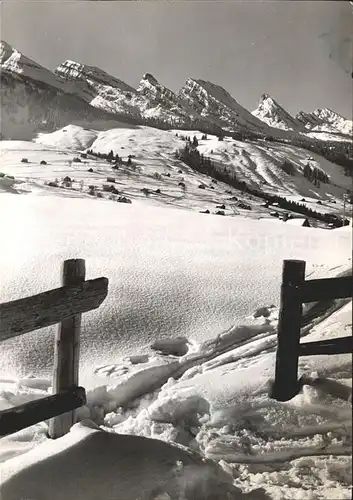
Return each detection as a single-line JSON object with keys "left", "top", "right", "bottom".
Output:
{"left": 142, "top": 115, "right": 224, "bottom": 137}
{"left": 86, "top": 149, "right": 132, "bottom": 166}
{"left": 176, "top": 143, "right": 348, "bottom": 227}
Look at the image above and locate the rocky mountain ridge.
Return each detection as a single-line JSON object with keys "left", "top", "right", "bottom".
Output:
{"left": 1, "top": 41, "right": 351, "bottom": 142}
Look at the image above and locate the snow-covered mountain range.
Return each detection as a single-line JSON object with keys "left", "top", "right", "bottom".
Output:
{"left": 296, "top": 108, "right": 353, "bottom": 136}
{"left": 1, "top": 40, "right": 352, "bottom": 142}
{"left": 55, "top": 61, "right": 218, "bottom": 133}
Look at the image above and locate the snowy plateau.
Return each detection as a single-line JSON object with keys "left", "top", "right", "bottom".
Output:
{"left": 0, "top": 41, "right": 352, "bottom": 500}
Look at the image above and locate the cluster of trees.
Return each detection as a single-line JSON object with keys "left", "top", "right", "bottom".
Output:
{"left": 86, "top": 149, "right": 118, "bottom": 161}
{"left": 176, "top": 144, "right": 347, "bottom": 227}
{"left": 175, "top": 133, "right": 194, "bottom": 142}
{"left": 303, "top": 163, "right": 329, "bottom": 185}
{"left": 86, "top": 149, "right": 132, "bottom": 166}
{"left": 176, "top": 133, "right": 224, "bottom": 147}
{"left": 280, "top": 160, "right": 296, "bottom": 176}
{"left": 176, "top": 145, "right": 216, "bottom": 177}
{"left": 176, "top": 134, "right": 201, "bottom": 147}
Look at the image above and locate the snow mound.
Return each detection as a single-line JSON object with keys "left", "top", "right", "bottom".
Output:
{"left": 0, "top": 420, "right": 263, "bottom": 500}
{"left": 35, "top": 125, "right": 98, "bottom": 150}
{"left": 151, "top": 337, "right": 190, "bottom": 357}
{"left": 148, "top": 390, "right": 211, "bottom": 425}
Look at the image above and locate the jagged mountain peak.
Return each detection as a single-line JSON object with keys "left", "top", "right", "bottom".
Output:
{"left": 182, "top": 78, "right": 237, "bottom": 106}
{"left": 178, "top": 77, "right": 269, "bottom": 134}
{"left": 260, "top": 93, "right": 270, "bottom": 101}
{"left": 141, "top": 73, "right": 159, "bottom": 85}
{"left": 137, "top": 74, "right": 209, "bottom": 127}
{"left": 258, "top": 94, "right": 281, "bottom": 110}
{"left": 0, "top": 40, "right": 17, "bottom": 64}
{"left": 313, "top": 108, "right": 347, "bottom": 120}
{"left": 252, "top": 93, "right": 302, "bottom": 131}
{"left": 137, "top": 72, "right": 176, "bottom": 100}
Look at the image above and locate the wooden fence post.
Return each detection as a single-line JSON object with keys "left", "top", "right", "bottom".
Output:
{"left": 269, "top": 260, "right": 306, "bottom": 402}
{"left": 49, "top": 259, "right": 86, "bottom": 438}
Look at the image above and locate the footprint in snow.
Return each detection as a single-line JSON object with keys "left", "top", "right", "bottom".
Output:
{"left": 94, "top": 354, "right": 151, "bottom": 378}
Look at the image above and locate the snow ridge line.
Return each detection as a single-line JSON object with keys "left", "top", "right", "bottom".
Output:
{"left": 206, "top": 444, "right": 352, "bottom": 464}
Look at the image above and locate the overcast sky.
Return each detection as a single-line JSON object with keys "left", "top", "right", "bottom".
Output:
{"left": 2, "top": 1, "right": 352, "bottom": 117}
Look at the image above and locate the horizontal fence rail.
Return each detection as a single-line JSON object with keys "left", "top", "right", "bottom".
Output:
{"left": 301, "top": 276, "right": 353, "bottom": 302}
{"left": 299, "top": 336, "right": 353, "bottom": 356}
{"left": 270, "top": 259, "right": 352, "bottom": 402}
{"left": 0, "top": 259, "right": 108, "bottom": 438}
{"left": 0, "top": 387, "right": 86, "bottom": 437}
{"left": 0, "top": 277, "right": 108, "bottom": 341}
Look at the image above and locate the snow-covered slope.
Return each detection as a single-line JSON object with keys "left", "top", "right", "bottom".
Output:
{"left": 252, "top": 93, "right": 304, "bottom": 131}
{"left": 1, "top": 125, "right": 349, "bottom": 210}
{"left": 42, "top": 124, "right": 351, "bottom": 202}
{"left": 297, "top": 108, "right": 353, "bottom": 137}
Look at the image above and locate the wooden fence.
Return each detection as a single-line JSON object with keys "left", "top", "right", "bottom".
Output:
{"left": 1, "top": 257, "right": 350, "bottom": 434}
{"left": 0, "top": 259, "right": 108, "bottom": 438}
{"left": 270, "top": 259, "right": 353, "bottom": 402}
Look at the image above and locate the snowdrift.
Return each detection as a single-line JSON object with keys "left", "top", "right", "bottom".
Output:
{"left": 1, "top": 420, "right": 264, "bottom": 500}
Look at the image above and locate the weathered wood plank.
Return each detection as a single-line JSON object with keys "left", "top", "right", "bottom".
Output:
{"left": 49, "top": 259, "right": 85, "bottom": 438}
{"left": 301, "top": 276, "right": 353, "bottom": 303}
{"left": 299, "top": 336, "right": 353, "bottom": 356}
{"left": 269, "top": 260, "right": 306, "bottom": 402}
{"left": 0, "top": 276, "right": 108, "bottom": 341}
{"left": 0, "top": 387, "right": 86, "bottom": 437}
